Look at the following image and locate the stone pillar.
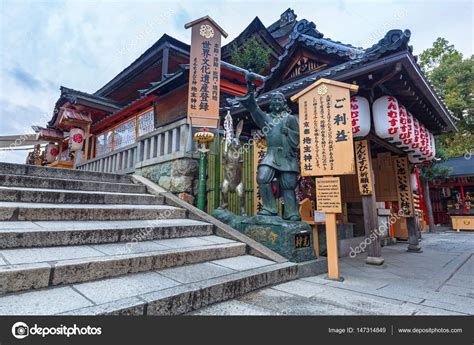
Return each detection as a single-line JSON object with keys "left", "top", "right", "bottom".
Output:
{"left": 407, "top": 217, "right": 422, "bottom": 252}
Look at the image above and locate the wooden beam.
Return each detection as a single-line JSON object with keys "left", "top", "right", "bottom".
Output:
{"left": 366, "top": 133, "right": 404, "bottom": 155}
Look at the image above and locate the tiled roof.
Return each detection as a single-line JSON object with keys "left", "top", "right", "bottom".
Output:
{"left": 437, "top": 156, "right": 474, "bottom": 177}
{"left": 227, "top": 29, "right": 412, "bottom": 111}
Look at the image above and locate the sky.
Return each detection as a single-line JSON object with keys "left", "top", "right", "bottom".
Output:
{"left": 0, "top": 0, "right": 472, "bottom": 163}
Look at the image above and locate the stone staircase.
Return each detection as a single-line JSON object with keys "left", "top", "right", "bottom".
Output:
{"left": 0, "top": 163, "right": 296, "bottom": 315}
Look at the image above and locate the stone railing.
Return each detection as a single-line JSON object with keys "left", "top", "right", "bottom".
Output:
{"left": 77, "top": 118, "right": 196, "bottom": 174}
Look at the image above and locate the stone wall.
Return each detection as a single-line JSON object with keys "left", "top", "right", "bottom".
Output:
{"left": 136, "top": 158, "right": 199, "bottom": 205}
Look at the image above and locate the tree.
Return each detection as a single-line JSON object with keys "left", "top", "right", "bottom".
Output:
{"left": 418, "top": 138, "right": 451, "bottom": 232}
{"left": 419, "top": 38, "right": 474, "bottom": 157}
{"left": 230, "top": 36, "right": 272, "bottom": 75}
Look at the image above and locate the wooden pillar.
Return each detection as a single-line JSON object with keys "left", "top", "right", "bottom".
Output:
{"left": 326, "top": 212, "right": 342, "bottom": 280}
{"left": 83, "top": 124, "right": 91, "bottom": 161}
{"left": 362, "top": 192, "right": 384, "bottom": 264}
{"left": 356, "top": 140, "right": 384, "bottom": 265}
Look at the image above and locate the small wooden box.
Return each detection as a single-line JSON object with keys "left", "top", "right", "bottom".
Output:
{"left": 451, "top": 216, "right": 474, "bottom": 232}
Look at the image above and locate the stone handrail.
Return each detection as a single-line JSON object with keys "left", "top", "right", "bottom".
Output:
{"left": 77, "top": 118, "right": 196, "bottom": 174}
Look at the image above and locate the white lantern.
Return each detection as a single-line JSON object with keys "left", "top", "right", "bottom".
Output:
{"left": 397, "top": 104, "right": 412, "bottom": 152}
{"left": 417, "top": 124, "right": 429, "bottom": 159}
{"left": 410, "top": 117, "right": 423, "bottom": 157}
{"left": 428, "top": 132, "right": 436, "bottom": 160}
{"left": 350, "top": 96, "right": 371, "bottom": 138}
{"left": 69, "top": 128, "right": 85, "bottom": 151}
{"left": 373, "top": 96, "right": 401, "bottom": 144}
{"left": 45, "top": 143, "right": 59, "bottom": 163}
{"left": 408, "top": 152, "right": 423, "bottom": 164}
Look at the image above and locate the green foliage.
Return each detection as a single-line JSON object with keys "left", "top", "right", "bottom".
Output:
{"left": 419, "top": 138, "right": 451, "bottom": 183}
{"left": 419, "top": 38, "right": 474, "bottom": 158}
{"left": 230, "top": 36, "right": 271, "bottom": 74}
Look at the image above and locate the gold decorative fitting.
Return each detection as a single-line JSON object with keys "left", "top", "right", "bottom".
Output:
{"left": 199, "top": 24, "right": 214, "bottom": 38}
{"left": 317, "top": 84, "right": 328, "bottom": 95}
{"left": 194, "top": 129, "right": 215, "bottom": 144}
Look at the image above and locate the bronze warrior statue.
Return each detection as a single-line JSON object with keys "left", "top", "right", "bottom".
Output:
{"left": 236, "top": 72, "right": 301, "bottom": 221}
{"left": 220, "top": 112, "right": 247, "bottom": 216}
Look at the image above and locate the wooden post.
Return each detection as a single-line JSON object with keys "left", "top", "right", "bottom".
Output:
{"left": 362, "top": 192, "right": 384, "bottom": 265}
{"left": 83, "top": 124, "right": 91, "bottom": 161}
{"left": 58, "top": 141, "right": 63, "bottom": 159}
{"left": 326, "top": 212, "right": 341, "bottom": 280}
{"left": 407, "top": 217, "right": 422, "bottom": 252}
{"left": 359, "top": 140, "right": 384, "bottom": 265}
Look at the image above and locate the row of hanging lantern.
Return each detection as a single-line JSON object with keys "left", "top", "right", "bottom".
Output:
{"left": 44, "top": 127, "right": 85, "bottom": 163}
{"left": 351, "top": 95, "right": 436, "bottom": 164}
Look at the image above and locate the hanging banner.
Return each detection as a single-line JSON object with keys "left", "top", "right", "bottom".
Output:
{"left": 350, "top": 96, "right": 371, "bottom": 139}
{"left": 355, "top": 140, "right": 373, "bottom": 195}
{"left": 291, "top": 78, "right": 358, "bottom": 176}
{"left": 393, "top": 156, "right": 414, "bottom": 217}
{"left": 185, "top": 16, "right": 228, "bottom": 128}
{"left": 253, "top": 137, "right": 267, "bottom": 215}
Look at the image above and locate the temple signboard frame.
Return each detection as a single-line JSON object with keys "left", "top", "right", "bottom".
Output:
{"left": 185, "top": 16, "right": 228, "bottom": 128}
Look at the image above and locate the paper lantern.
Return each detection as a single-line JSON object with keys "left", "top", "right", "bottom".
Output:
{"left": 45, "top": 143, "right": 58, "bottom": 163}
{"left": 428, "top": 132, "right": 436, "bottom": 160}
{"left": 408, "top": 152, "right": 423, "bottom": 164}
{"left": 418, "top": 124, "right": 428, "bottom": 158}
{"left": 373, "top": 96, "right": 401, "bottom": 144}
{"left": 397, "top": 105, "right": 412, "bottom": 152}
{"left": 350, "top": 96, "right": 371, "bottom": 138}
{"left": 410, "top": 117, "right": 422, "bottom": 156}
{"left": 69, "top": 128, "right": 85, "bottom": 151}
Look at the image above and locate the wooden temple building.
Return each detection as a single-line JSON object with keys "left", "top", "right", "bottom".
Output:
{"left": 33, "top": 8, "right": 458, "bottom": 258}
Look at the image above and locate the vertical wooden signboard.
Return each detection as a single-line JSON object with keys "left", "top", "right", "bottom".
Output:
{"left": 355, "top": 140, "right": 373, "bottom": 195}
{"left": 253, "top": 138, "right": 267, "bottom": 215}
{"left": 185, "top": 16, "right": 228, "bottom": 128}
{"left": 292, "top": 79, "right": 358, "bottom": 281}
{"left": 393, "top": 156, "right": 414, "bottom": 217}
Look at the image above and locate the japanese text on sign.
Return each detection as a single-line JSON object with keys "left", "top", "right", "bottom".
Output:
{"left": 186, "top": 18, "right": 224, "bottom": 128}
{"left": 393, "top": 157, "right": 414, "bottom": 217}
{"left": 355, "top": 140, "right": 373, "bottom": 195}
{"left": 292, "top": 79, "right": 357, "bottom": 176}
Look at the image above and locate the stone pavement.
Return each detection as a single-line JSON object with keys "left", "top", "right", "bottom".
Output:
{"left": 190, "top": 231, "right": 474, "bottom": 315}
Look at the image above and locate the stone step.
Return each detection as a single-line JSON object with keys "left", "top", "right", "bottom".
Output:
{"left": 0, "top": 219, "right": 213, "bottom": 249}
{"left": 0, "top": 174, "right": 146, "bottom": 194}
{"left": 0, "top": 162, "right": 132, "bottom": 184}
{"left": 0, "top": 186, "right": 164, "bottom": 205}
{"left": 0, "top": 237, "right": 246, "bottom": 293}
{"left": 0, "top": 256, "right": 296, "bottom": 315}
{"left": 0, "top": 202, "right": 185, "bottom": 221}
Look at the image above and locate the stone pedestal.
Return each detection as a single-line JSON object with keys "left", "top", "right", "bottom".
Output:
{"left": 212, "top": 209, "right": 316, "bottom": 262}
